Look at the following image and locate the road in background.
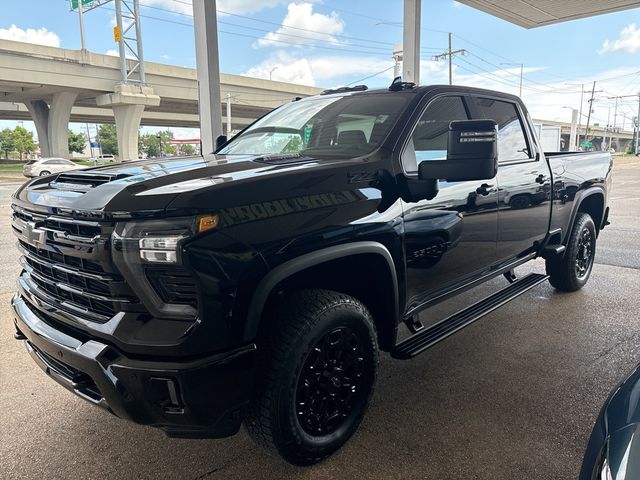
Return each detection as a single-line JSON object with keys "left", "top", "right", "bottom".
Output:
{"left": 1, "top": 157, "right": 639, "bottom": 479}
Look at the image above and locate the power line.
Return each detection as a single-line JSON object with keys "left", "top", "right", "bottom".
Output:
{"left": 346, "top": 66, "right": 395, "bottom": 86}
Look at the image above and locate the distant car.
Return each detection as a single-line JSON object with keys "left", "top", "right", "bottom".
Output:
{"left": 23, "top": 157, "right": 83, "bottom": 177}
{"left": 92, "top": 154, "right": 116, "bottom": 162}
{"left": 580, "top": 363, "right": 640, "bottom": 480}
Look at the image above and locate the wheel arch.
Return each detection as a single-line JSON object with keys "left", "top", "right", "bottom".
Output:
{"left": 565, "top": 187, "right": 606, "bottom": 243}
{"left": 244, "top": 241, "right": 400, "bottom": 351}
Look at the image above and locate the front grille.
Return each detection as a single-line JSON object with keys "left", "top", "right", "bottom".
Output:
{"left": 12, "top": 205, "right": 139, "bottom": 324}
{"left": 146, "top": 268, "right": 198, "bottom": 307}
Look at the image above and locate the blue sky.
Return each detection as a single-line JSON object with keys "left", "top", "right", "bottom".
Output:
{"left": 2, "top": 0, "right": 640, "bottom": 138}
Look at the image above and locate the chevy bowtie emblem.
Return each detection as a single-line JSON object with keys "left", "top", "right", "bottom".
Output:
{"left": 25, "top": 221, "right": 46, "bottom": 247}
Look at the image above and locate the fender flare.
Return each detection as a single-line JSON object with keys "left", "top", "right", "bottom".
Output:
{"left": 243, "top": 241, "right": 399, "bottom": 341}
{"left": 564, "top": 186, "right": 606, "bottom": 243}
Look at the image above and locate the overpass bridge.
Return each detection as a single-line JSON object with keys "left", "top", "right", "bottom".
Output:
{"left": 0, "top": 38, "right": 320, "bottom": 158}
{"left": 534, "top": 118, "right": 635, "bottom": 152}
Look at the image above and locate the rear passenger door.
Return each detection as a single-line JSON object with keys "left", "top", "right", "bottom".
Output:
{"left": 400, "top": 94, "right": 499, "bottom": 313}
{"left": 473, "top": 96, "right": 552, "bottom": 263}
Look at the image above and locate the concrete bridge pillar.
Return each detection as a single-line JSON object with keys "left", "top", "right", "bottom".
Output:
{"left": 25, "top": 91, "right": 77, "bottom": 158}
{"left": 96, "top": 84, "right": 160, "bottom": 161}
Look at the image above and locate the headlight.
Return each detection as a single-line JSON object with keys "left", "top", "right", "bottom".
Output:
{"left": 139, "top": 235, "right": 185, "bottom": 263}
{"left": 111, "top": 214, "right": 219, "bottom": 319}
{"left": 114, "top": 214, "right": 219, "bottom": 264}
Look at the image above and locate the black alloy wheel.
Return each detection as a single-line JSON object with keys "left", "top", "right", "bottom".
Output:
{"left": 575, "top": 226, "right": 594, "bottom": 279}
{"left": 295, "top": 326, "right": 366, "bottom": 436}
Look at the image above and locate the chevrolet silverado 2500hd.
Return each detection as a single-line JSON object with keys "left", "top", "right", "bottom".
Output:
{"left": 10, "top": 82, "right": 612, "bottom": 465}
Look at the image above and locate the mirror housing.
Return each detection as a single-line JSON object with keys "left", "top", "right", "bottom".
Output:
{"left": 215, "top": 135, "right": 228, "bottom": 151}
{"left": 419, "top": 119, "right": 498, "bottom": 182}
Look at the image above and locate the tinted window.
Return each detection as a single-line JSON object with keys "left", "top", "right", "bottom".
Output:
{"left": 476, "top": 98, "right": 530, "bottom": 162}
{"left": 219, "top": 94, "right": 409, "bottom": 158}
{"left": 402, "top": 95, "right": 470, "bottom": 173}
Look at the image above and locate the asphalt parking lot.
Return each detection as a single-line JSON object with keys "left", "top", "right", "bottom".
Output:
{"left": 1, "top": 157, "right": 639, "bottom": 479}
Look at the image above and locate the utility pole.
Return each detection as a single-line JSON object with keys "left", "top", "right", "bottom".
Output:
{"left": 585, "top": 81, "right": 597, "bottom": 143}
{"left": 226, "top": 93, "right": 232, "bottom": 137}
{"left": 607, "top": 93, "right": 638, "bottom": 152}
{"left": 501, "top": 62, "right": 524, "bottom": 97}
{"left": 433, "top": 33, "right": 466, "bottom": 85}
{"left": 636, "top": 91, "right": 640, "bottom": 154}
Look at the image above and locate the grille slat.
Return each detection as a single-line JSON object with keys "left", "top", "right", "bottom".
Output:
{"left": 12, "top": 205, "right": 140, "bottom": 324}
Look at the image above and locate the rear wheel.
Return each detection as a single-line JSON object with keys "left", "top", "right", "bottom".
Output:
{"left": 546, "top": 212, "right": 596, "bottom": 291}
{"left": 245, "top": 289, "right": 378, "bottom": 465}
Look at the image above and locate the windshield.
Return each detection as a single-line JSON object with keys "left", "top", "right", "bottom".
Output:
{"left": 219, "top": 93, "right": 409, "bottom": 158}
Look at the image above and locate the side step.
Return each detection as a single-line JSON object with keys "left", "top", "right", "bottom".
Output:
{"left": 391, "top": 273, "right": 549, "bottom": 360}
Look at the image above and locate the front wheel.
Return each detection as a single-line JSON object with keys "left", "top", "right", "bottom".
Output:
{"left": 244, "top": 289, "right": 378, "bottom": 465}
{"left": 546, "top": 212, "right": 596, "bottom": 291}
{"left": 39, "top": 170, "right": 51, "bottom": 176}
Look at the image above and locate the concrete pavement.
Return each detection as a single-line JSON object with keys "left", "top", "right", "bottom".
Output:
{"left": 1, "top": 157, "right": 639, "bottom": 479}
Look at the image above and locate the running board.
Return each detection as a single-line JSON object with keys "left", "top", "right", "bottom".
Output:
{"left": 391, "top": 273, "right": 549, "bottom": 360}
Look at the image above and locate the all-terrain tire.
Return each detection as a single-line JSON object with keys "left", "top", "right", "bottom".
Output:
{"left": 546, "top": 212, "right": 596, "bottom": 291}
{"left": 244, "top": 289, "right": 378, "bottom": 465}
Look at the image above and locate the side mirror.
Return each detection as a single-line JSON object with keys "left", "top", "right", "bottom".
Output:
{"left": 419, "top": 119, "right": 498, "bottom": 182}
{"left": 215, "top": 135, "right": 228, "bottom": 151}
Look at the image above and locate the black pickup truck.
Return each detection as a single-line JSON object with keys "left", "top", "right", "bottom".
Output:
{"left": 10, "top": 82, "right": 612, "bottom": 465}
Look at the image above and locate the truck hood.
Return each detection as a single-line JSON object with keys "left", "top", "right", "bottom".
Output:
{"left": 12, "top": 154, "right": 324, "bottom": 216}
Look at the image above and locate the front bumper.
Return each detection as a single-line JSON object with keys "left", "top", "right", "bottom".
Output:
{"left": 11, "top": 293, "right": 257, "bottom": 438}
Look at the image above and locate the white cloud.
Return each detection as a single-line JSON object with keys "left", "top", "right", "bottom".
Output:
{"left": 243, "top": 51, "right": 394, "bottom": 85}
{"left": 600, "top": 23, "right": 640, "bottom": 54}
{"left": 256, "top": 3, "right": 344, "bottom": 48}
{"left": 0, "top": 24, "right": 60, "bottom": 47}
{"left": 140, "top": 0, "right": 288, "bottom": 16}
{"left": 105, "top": 48, "right": 135, "bottom": 59}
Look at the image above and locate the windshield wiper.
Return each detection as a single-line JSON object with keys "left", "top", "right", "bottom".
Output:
{"left": 253, "top": 153, "right": 306, "bottom": 165}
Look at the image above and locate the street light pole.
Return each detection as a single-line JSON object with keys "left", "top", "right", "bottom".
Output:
{"left": 269, "top": 66, "right": 278, "bottom": 80}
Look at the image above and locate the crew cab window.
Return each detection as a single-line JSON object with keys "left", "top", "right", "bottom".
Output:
{"left": 475, "top": 98, "right": 531, "bottom": 162}
{"left": 401, "top": 95, "right": 470, "bottom": 173}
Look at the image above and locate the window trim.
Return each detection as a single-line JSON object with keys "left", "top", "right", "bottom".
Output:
{"left": 472, "top": 95, "right": 538, "bottom": 166}
{"left": 399, "top": 92, "right": 472, "bottom": 177}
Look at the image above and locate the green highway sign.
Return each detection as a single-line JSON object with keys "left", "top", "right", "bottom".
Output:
{"left": 71, "top": 0, "right": 96, "bottom": 9}
{"left": 581, "top": 141, "right": 593, "bottom": 148}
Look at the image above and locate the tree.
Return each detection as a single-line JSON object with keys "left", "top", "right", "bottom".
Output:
{"left": 0, "top": 128, "right": 15, "bottom": 159}
{"left": 12, "top": 126, "right": 36, "bottom": 160}
{"left": 68, "top": 130, "right": 87, "bottom": 155}
{"left": 178, "top": 143, "right": 195, "bottom": 155}
{"left": 97, "top": 124, "right": 118, "bottom": 156}
{"left": 140, "top": 130, "right": 176, "bottom": 158}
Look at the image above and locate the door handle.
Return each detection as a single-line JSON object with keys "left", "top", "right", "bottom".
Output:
{"left": 535, "top": 174, "right": 546, "bottom": 184}
{"left": 475, "top": 183, "right": 494, "bottom": 196}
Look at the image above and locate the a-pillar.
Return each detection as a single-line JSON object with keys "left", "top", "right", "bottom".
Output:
{"left": 96, "top": 84, "right": 160, "bottom": 161}
{"left": 25, "top": 91, "right": 77, "bottom": 158}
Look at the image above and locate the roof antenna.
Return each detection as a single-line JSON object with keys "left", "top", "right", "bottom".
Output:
{"left": 389, "top": 76, "right": 416, "bottom": 92}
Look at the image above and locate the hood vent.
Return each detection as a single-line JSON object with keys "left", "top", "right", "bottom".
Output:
{"left": 49, "top": 172, "right": 131, "bottom": 191}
